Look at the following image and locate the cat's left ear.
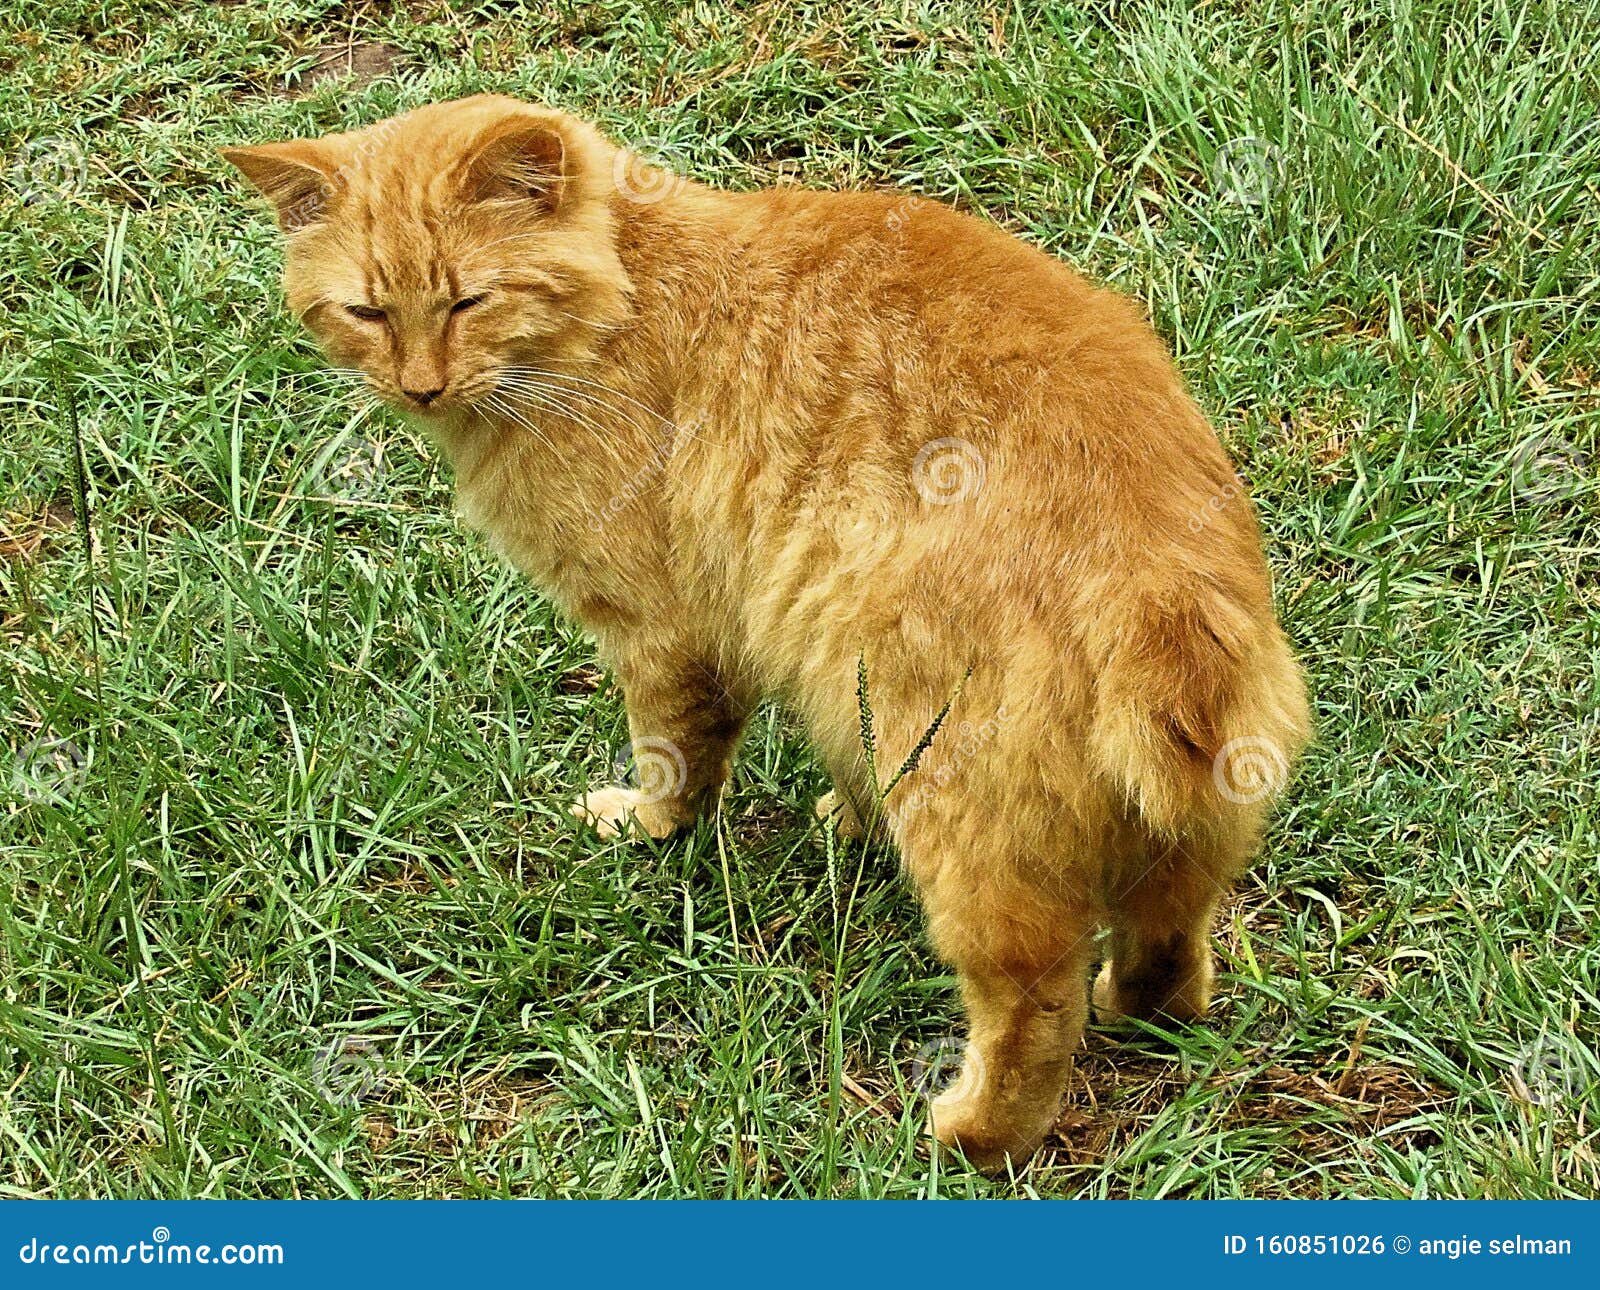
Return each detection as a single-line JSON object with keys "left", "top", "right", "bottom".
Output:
{"left": 464, "top": 117, "right": 571, "bottom": 214}
{"left": 220, "top": 140, "right": 340, "bottom": 232}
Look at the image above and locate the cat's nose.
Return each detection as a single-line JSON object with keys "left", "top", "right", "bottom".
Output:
{"left": 403, "top": 387, "right": 444, "bottom": 407}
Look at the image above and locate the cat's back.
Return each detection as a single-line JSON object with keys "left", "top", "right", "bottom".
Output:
{"left": 701, "top": 183, "right": 1246, "bottom": 553}
{"left": 707, "top": 183, "right": 1202, "bottom": 442}
{"left": 726, "top": 185, "right": 1127, "bottom": 338}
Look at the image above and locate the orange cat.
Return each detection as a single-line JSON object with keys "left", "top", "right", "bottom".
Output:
{"left": 224, "top": 95, "right": 1310, "bottom": 1171}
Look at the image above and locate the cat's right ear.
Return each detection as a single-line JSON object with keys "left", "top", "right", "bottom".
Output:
{"left": 463, "top": 117, "right": 571, "bottom": 215}
{"left": 220, "top": 141, "right": 339, "bottom": 233}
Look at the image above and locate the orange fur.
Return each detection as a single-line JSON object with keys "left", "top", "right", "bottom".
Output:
{"left": 224, "top": 95, "right": 1311, "bottom": 1171}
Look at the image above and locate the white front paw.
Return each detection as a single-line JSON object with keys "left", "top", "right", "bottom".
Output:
{"left": 570, "top": 786, "right": 678, "bottom": 839}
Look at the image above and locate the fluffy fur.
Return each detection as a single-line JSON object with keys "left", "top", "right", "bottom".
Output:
{"left": 224, "top": 95, "right": 1311, "bottom": 1171}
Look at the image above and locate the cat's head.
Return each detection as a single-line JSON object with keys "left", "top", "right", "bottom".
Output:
{"left": 222, "top": 95, "right": 631, "bottom": 418}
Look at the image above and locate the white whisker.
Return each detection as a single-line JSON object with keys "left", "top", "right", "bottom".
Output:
{"left": 494, "top": 373, "right": 659, "bottom": 441}
{"left": 492, "top": 380, "right": 644, "bottom": 455}
{"left": 554, "top": 310, "right": 624, "bottom": 332}
{"left": 497, "top": 387, "right": 628, "bottom": 463}
{"left": 498, "top": 366, "right": 709, "bottom": 445}
{"left": 482, "top": 392, "right": 559, "bottom": 454}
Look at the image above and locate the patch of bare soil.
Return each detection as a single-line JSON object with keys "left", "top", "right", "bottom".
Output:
{"left": 1042, "top": 1029, "right": 1449, "bottom": 1186}
{"left": 841, "top": 1024, "right": 1451, "bottom": 1195}
{"left": 364, "top": 1072, "right": 558, "bottom": 1157}
{"left": 281, "top": 40, "right": 407, "bottom": 98}
{"left": 0, "top": 497, "right": 76, "bottom": 565}
{"left": 556, "top": 663, "right": 604, "bottom": 695}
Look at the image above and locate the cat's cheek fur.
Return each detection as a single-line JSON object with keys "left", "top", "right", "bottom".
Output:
{"left": 230, "top": 93, "right": 1311, "bottom": 1174}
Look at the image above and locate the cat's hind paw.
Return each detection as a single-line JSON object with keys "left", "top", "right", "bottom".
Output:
{"left": 1090, "top": 961, "right": 1128, "bottom": 1025}
{"left": 814, "top": 789, "right": 869, "bottom": 840}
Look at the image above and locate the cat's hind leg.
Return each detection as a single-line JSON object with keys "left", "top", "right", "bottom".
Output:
{"left": 910, "top": 838, "right": 1096, "bottom": 1173}
{"left": 1090, "top": 825, "right": 1251, "bottom": 1023}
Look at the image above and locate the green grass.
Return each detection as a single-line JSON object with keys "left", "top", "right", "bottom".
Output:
{"left": 2, "top": 0, "right": 1597, "bottom": 1198}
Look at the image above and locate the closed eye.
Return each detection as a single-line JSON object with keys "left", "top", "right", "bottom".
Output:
{"left": 451, "top": 295, "right": 487, "bottom": 314}
{"left": 346, "top": 304, "right": 386, "bottom": 321}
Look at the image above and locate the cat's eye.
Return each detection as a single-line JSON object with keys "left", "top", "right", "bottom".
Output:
{"left": 346, "top": 304, "right": 386, "bottom": 321}
{"left": 451, "top": 295, "right": 486, "bottom": 314}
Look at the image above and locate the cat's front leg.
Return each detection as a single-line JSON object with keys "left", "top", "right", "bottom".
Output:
{"left": 571, "top": 650, "right": 749, "bottom": 840}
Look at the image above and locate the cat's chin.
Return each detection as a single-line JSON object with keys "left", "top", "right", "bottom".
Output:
{"left": 385, "top": 397, "right": 454, "bottom": 422}
{"left": 408, "top": 404, "right": 480, "bottom": 448}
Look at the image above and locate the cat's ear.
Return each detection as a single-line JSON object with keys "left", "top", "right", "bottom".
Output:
{"left": 220, "top": 141, "right": 340, "bottom": 232}
{"left": 464, "top": 118, "right": 570, "bottom": 214}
